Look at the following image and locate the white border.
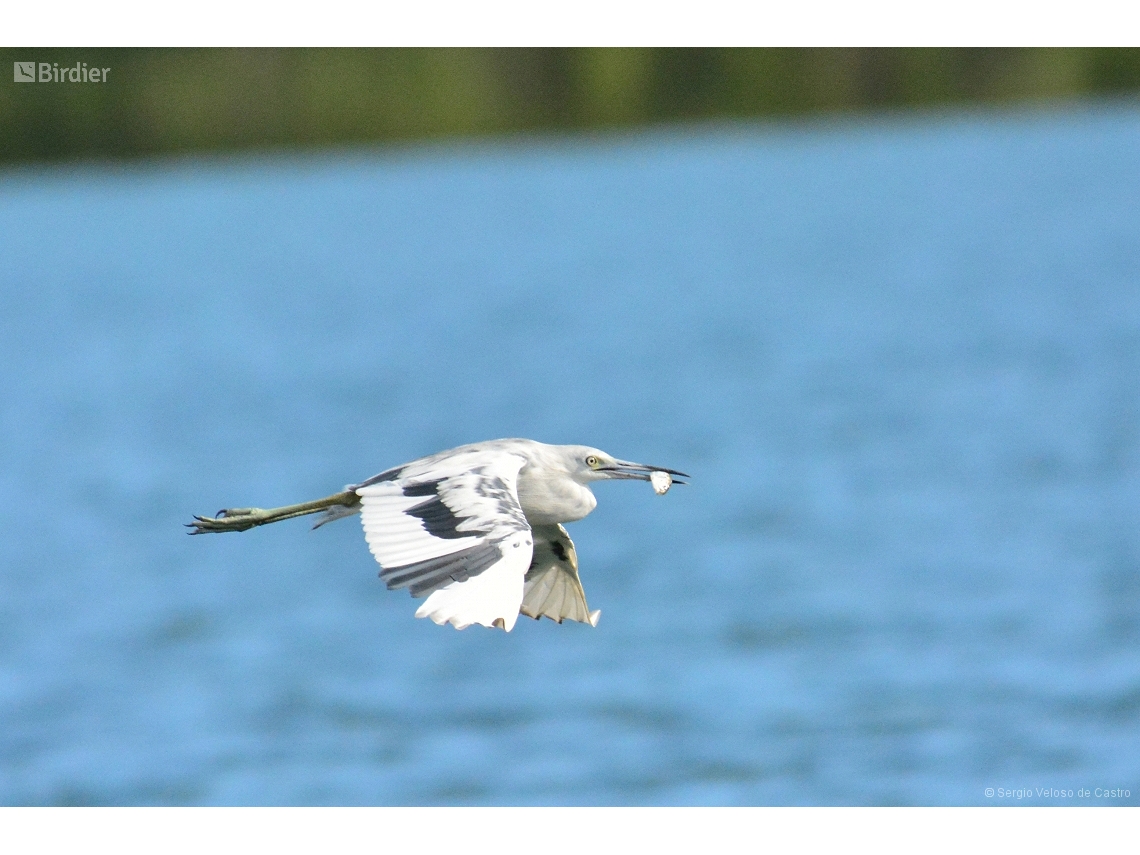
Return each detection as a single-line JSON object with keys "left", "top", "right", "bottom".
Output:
{"left": 4, "top": 1, "right": 1139, "bottom": 48}
{"left": 2, "top": 806, "right": 1138, "bottom": 855}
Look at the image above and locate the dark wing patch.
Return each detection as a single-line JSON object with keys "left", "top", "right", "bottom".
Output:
{"left": 401, "top": 478, "right": 496, "bottom": 540}
{"left": 352, "top": 466, "right": 405, "bottom": 490}
{"left": 406, "top": 495, "right": 478, "bottom": 540}
{"left": 401, "top": 480, "right": 440, "bottom": 498}
{"left": 470, "top": 469, "right": 530, "bottom": 531}
{"left": 381, "top": 541, "right": 503, "bottom": 597}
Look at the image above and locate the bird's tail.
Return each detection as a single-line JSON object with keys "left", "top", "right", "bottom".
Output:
{"left": 187, "top": 490, "right": 360, "bottom": 534}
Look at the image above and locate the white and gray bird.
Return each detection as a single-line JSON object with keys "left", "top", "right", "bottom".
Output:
{"left": 188, "top": 439, "right": 687, "bottom": 631}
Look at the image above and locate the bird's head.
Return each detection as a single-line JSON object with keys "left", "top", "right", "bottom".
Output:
{"left": 564, "top": 446, "right": 688, "bottom": 486}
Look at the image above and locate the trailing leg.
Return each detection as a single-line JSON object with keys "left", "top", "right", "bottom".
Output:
{"left": 187, "top": 491, "right": 360, "bottom": 534}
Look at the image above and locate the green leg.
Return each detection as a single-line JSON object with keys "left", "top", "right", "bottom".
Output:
{"left": 187, "top": 491, "right": 360, "bottom": 534}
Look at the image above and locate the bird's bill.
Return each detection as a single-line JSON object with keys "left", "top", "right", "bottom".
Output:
{"left": 599, "top": 460, "right": 689, "bottom": 484}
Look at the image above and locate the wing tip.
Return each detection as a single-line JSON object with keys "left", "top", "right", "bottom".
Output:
{"left": 414, "top": 604, "right": 519, "bottom": 632}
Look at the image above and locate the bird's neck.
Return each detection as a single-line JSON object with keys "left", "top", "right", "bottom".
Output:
{"left": 516, "top": 473, "right": 598, "bottom": 526}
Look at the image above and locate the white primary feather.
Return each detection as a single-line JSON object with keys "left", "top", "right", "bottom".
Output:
{"left": 415, "top": 531, "right": 532, "bottom": 630}
{"left": 357, "top": 452, "right": 533, "bottom": 630}
{"left": 357, "top": 489, "right": 474, "bottom": 566}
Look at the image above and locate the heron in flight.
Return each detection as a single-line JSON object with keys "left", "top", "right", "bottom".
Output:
{"left": 188, "top": 439, "right": 687, "bottom": 632}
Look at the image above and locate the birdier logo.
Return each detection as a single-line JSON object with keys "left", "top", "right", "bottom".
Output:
{"left": 13, "top": 61, "right": 109, "bottom": 83}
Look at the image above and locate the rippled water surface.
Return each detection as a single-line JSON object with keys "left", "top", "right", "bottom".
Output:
{"left": 2, "top": 106, "right": 1139, "bottom": 805}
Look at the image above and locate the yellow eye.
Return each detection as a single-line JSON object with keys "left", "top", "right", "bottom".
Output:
{"left": 585, "top": 455, "right": 599, "bottom": 467}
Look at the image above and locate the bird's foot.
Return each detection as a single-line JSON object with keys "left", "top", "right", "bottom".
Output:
{"left": 186, "top": 508, "right": 264, "bottom": 534}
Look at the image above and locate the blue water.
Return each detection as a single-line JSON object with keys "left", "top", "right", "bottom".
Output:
{"left": 2, "top": 105, "right": 1139, "bottom": 806}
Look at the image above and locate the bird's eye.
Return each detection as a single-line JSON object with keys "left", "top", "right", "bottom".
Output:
{"left": 585, "top": 455, "right": 599, "bottom": 467}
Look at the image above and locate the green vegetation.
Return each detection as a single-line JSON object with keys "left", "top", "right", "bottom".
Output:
{"left": 2, "top": 48, "right": 1139, "bottom": 164}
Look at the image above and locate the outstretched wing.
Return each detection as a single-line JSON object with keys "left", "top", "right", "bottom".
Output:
{"left": 520, "top": 524, "right": 600, "bottom": 627}
{"left": 356, "top": 451, "right": 533, "bottom": 631}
